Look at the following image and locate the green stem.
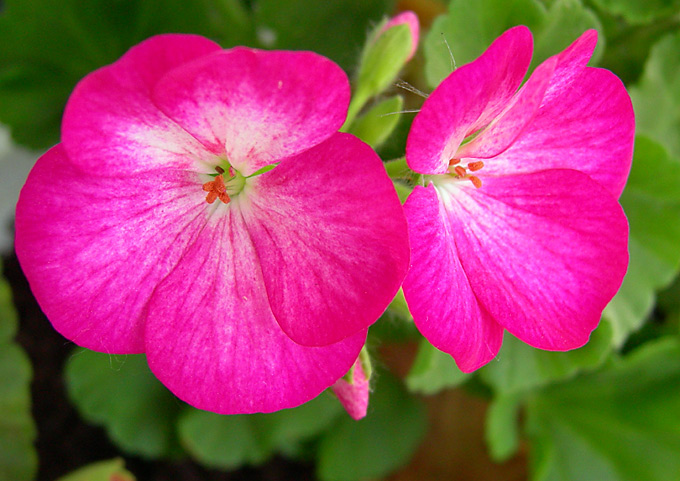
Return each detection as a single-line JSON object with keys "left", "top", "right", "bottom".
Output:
{"left": 383, "top": 157, "right": 410, "bottom": 179}
{"left": 340, "top": 87, "right": 371, "bottom": 132}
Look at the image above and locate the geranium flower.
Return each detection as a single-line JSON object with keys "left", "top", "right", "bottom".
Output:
{"left": 402, "top": 26, "right": 634, "bottom": 371}
{"left": 15, "top": 34, "right": 410, "bottom": 414}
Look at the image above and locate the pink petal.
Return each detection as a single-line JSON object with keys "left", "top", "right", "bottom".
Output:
{"left": 455, "top": 57, "right": 557, "bottom": 160}
{"left": 438, "top": 170, "right": 628, "bottom": 351}
{"left": 151, "top": 48, "right": 350, "bottom": 176}
{"left": 331, "top": 357, "right": 370, "bottom": 420}
{"left": 62, "top": 34, "right": 221, "bottom": 175}
{"left": 482, "top": 32, "right": 634, "bottom": 198}
{"left": 245, "top": 133, "right": 410, "bottom": 346}
{"left": 144, "top": 207, "right": 366, "bottom": 414}
{"left": 406, "top": 26, "right": 533, "bottom": 174}
{"left": 402, "top": 185, "right": 504, "bottom": 372}
{"left": 14, "top": 145, "right": 208, "bottom": 352}
{"left": 381, "top": 11, "right": 420, "bottom": 61}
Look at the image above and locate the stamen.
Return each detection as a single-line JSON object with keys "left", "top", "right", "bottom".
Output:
{"left": 228, "top": 166, "right": 236, "bottom": 177}
{"left": 468, "top": 161, "right": 484, "bottom": 172}
{"left": 454, "top": 166, "right": 467, "bottom": 177}
{"left": 469, "top": 175, "right": 482, "bottom": 188}
{"left": 215, "top": 166, "right": 225, "bottom": 175}
{"left": 449, "top": 158, "right": 460, "bottom": 166}
{"left": 202, "top": 175, "right": 231, "bottom": 204}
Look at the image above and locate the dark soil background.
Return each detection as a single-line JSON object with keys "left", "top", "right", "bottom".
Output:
{"left": 4, "top": 252, "right": 317, "bottom": 481}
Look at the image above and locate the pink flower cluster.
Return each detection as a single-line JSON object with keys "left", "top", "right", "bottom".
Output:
{"left": 15, "top": 17, "right": 633, "bottom": 417}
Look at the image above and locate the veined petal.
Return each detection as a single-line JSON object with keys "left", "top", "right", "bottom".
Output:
{"left": 402, "top": 185, "right": 504, "bottom": 372}
{"left": 541, "top": 29, "right": 597, "bottom": 104}
{"left": 62, "top": 34, "right": 221, "bottom": 175}
{"left": 482, "top": 31, "right": 634, "bottom": 198}
{"left": 144, "top": 208, "right": 366, "bottom": 414}
{"left": 152, "top": 48, "right": 350, "bottom": 176}
{"left": 14, "top": 145, "right": 208, "bottom": 352}
{"left": 439, "top": 170, "right": 629, "bottom": 351}
{"left": 456, "top": 57, "right": 557, "bottom": 160}
{"left": 406, "top": 26, "right": 533, "bottom": 174}
{"left": 244, "top": 133, "right": 410, "bottom": 346}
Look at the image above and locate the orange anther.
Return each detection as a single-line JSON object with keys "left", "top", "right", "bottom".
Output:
{"left": 449, "top": 158, "right": 461, "bottom": 165}
{"left": 202, "top": 175, "right": 231, "bottom": 204}
{"left": 469, "top": 176, "right": 482, "bottom": 188}
{"left": 468, "top": 161, "right": 484, "bottom": 172}
{"left": 454, "top": 166, "right": 467, "bottom": 177}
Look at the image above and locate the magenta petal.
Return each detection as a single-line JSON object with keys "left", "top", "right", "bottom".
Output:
{"left": 245, "top": 133, "right": 410, "bottom": 346}
{"left": 439, "top": 170, "right": 628, "bottom": 351}
{"left": 402, "top": 185, "right": 504, "bottom": 372}
{"left": 152, "top": 48, "right": 350, "bottom": 175}
{"left": 144, "top": 210, "right": 366, "bottom": 414}
{"left": 482, "top": 32, "right": 634, "bottom": 198}
{"left": 62, "top": 34, "right": 220, "bottom": 174}
{"left": 14, "top": 145, "right": 208, "bottom": 352}
{"left": 456, "top": 57, "right": 557, "bottom": 160}
{"left": 406, "top": 26, "right": 533, "bottom": 174}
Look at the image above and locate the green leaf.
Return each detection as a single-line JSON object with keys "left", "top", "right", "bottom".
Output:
{"left": 253, "top": 0, "right": 393, "bottom": 73}
{"left": 405, "top": 338, "right": 470, "bottom": 394}
{"left": 349, "top": 96, "right": 404, "bottom": 149}
{"left": 317, "top": 371, "right": 427, "bottom": 481}
{"left": 0, "top": 260, "right": 37, "bottom": 481}
{"left": 0, "top": 0, "right": 253, "bottom": 149}
{"left": 531, "top": 0, "right": 604, "bottom": 69}
{"left": 178, "top": 392, "right": 343, "bottom": 469}
{"left": 254, "top": 392, "right": 344, "bottom": 453}
{"left": 423, "top": 0, "right": 602, "bottom": 88}
{"left": 485, "top": 393, "right": 523, "bottom": 462}
{"left": 604, "top": 136, "right": 680, "bottom": 344}
{"left": 56, "top": 458, "right": 136, "bottom": 481}
{"left": 178, "top": 410, "right": 271, "bottom": 470}
{"left": 65, "top": 349, "right": 183, "bottom": 458}
{"left": 630, "top": 31, "right": 680, "bottom": 159}
{"left": 0, "top": 260, "right": 18, "bottom": 343}
{"left": 480, "top": 320, "right": 614, "bottom": 395}
{"left": 590, "top": 0, "right": 680, "bottom": 24}
{"left": 526, "top": 337, "right": 680, "bottom": 481}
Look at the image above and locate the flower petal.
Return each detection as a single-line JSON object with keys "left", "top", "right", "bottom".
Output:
{"left": 14, "top": 145, "right": 208, "bottom": 352}
{"left": 482, "top": 32, "right": 634, "bottom": 197}
{"left": 455, "top": 57, "right": 557, "bottom": 160}
{"left": 406, "top": 26, "right": 533, "bottom": 174}
{"left": 151, "top": 48, "right": 350, "bottom": 175}
{"left": 402, "top": 185, "right": 504, "bottom": 372}
{"left": 62, "top": 34, "right": 221, "bottom": 174}
{"left": 437, "top": 170, "right": 629, "bottom": 351}
{"left": 244, "top": 133, "right": 410, "bottom": 346}
{"left": 144, "top": 208, "right": 366, "bottom": 414}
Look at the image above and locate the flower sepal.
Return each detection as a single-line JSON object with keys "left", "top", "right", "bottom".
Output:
{"left": 344, "top": 12, "right": 420, "bottom": 128}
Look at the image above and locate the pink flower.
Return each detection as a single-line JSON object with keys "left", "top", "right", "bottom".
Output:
{"left": 402, "top": 26, "right": 634, "bottom": 372}
{"left": 15, "top": 35, "right": 410, "bottom": 414}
